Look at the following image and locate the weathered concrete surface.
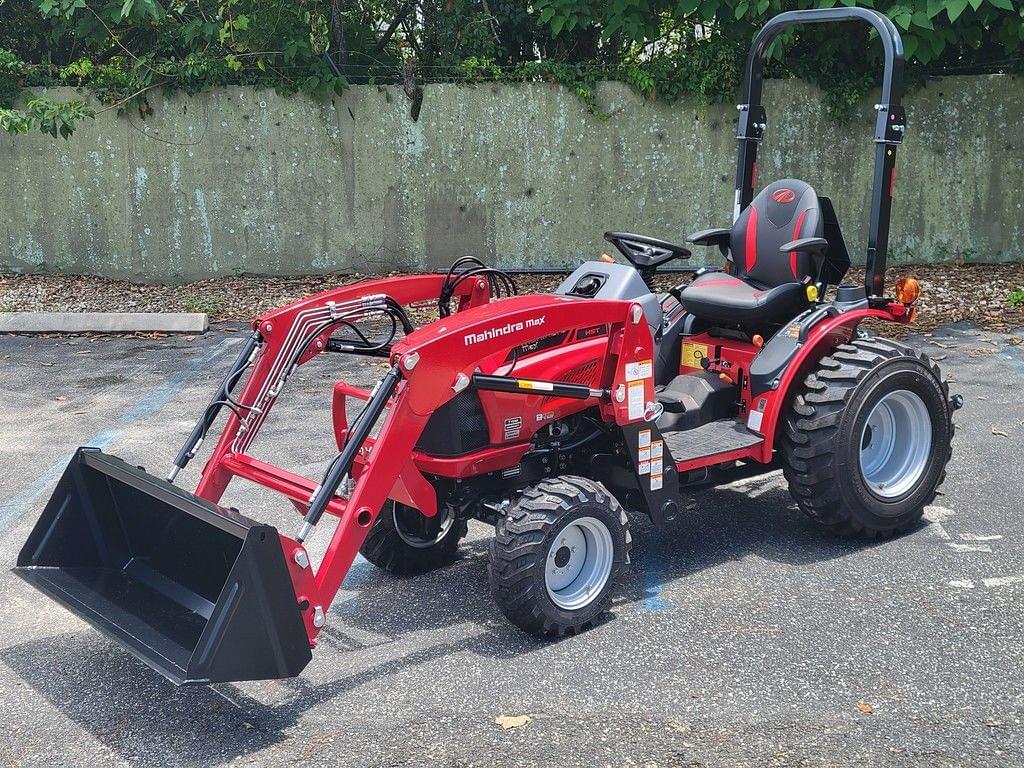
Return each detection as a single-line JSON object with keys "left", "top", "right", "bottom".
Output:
{"left": 1, "top": 76, "right": 1021, "bottom": 280}
{"left": 0, "top": 312, "right": 208, "bottom": 333}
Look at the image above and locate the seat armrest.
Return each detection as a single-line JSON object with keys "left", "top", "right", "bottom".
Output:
{"left": 688, "top": 228, "right": 731, "bottom": 248}
{"left": 780, "top": 237, "right": 829, "bottom": 258}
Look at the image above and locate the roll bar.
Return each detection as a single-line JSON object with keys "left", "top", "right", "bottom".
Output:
{"left": 733, "top": 8, "right": 906, "bottom": 300}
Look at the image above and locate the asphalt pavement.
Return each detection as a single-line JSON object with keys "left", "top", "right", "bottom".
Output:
{"left": 0, "top": 322, "right": 1022, "bottom": 767}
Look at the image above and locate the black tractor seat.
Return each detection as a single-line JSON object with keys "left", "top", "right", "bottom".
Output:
{"left": 679, "top": 273, "right": 809, "bottom": 325}
{"left": 680, "top": 179, "right": 828, "bottom": 327}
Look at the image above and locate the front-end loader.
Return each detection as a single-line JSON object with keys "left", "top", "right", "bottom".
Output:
{"left": 14, "top": 7, "right": 959, "bottom": 685}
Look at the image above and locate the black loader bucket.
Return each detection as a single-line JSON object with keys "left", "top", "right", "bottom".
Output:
{"left": 13, "top": 448, "right": 311, "bottom": 685}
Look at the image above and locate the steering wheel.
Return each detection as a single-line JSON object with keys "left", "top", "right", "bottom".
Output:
{"left": 604, "top": 232, "right": 691, "bottom": 269}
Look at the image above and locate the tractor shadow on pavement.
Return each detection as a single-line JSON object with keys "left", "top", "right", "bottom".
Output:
{"left": 0, "top": 472, "right": 930, "bottom": 766}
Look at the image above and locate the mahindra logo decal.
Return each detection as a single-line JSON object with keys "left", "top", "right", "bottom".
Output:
{"left": 464, "top": 316, "right": 546, "bottom": 346}
{"left": 771, "top": 188, "right": 796, "bottom": 204}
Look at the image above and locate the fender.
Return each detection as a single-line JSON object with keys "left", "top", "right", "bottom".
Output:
{"left": 749, "top": 302, "right": 912, "bottom": 460}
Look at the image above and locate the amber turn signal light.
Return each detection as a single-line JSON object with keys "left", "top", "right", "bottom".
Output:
{"left": 599, "top": 253, "right": 616, "bottom": 264}
{"left": 895, "top": 276, "right": 921, "bottom": 305}
{"left": 752, "top": 334, "right": 764, "bottom": 348}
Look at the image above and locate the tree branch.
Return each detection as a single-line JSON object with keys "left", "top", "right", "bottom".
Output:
{"left": 375, "top": 1, "right": 416, "bottom": 53}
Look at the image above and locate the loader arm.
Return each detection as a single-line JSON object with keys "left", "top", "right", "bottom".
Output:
{"left": 192, "top": 273, "right": 490, "bottom": 503}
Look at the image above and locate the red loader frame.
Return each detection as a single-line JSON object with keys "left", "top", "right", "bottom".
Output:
{"left": 183, "top": 277, "right": 658, "bottom": 644}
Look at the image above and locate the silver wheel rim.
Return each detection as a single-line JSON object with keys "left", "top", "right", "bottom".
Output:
{"left": 393, "top": 504, "right": 455, "bottom": 549}
{"left": 859, "top": 389, "right": 933, "bottom": 500}
{"left": 544, "top": 516, "right": 614, "bottom": 611}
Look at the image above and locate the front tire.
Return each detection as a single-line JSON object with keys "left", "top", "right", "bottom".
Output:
{"left": 360, "top": 500, "right": 468, "bottom": 575}
{"left": 782, "top": 337, "right": 954, "bottom": 537}
{"left": 489, "top": 476, "right": 631, "bottom": 637}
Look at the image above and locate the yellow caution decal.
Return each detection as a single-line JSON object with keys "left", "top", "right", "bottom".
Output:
{"left": 516, "top": 379, "right": 554, "bottom": 392}
{"left": 680, "top": 341, "right": 709, "bottom": 370}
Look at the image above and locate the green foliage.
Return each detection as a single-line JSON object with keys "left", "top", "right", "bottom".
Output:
{"left": 1, "top": 0, "right": 351, "bottom": 137}
{"left": 2, "top": 0, "right": 1022, "bottom": 138}
{"left": 532, "top": 0, "right": 1023, "bottom": 115}
{"left": 0, "top": 96, "right": 94, "bottom": 137}
{"left": 1009, "top": 289, "right": 1024, "bottom": 308}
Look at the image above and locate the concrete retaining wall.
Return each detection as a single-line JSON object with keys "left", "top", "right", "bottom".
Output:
{"left": 2, "top": 76, "right": 1021, "bottom": 280}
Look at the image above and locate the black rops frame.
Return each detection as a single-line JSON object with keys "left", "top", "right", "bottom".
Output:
{"left": 734, "top": 7, "right": 906, "bottom": 301}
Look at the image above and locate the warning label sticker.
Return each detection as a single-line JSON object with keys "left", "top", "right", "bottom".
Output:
{"left": 627, "top": 381, "right": 645, "bottom": 420}
{"left": 650, "top": 473, "right": 663, "bottom": 491}
{"left": 651, "top": 440, "right": 663, "bottom": 459}
{"left": 503, "top": 416, "right": 522, "bottom": 440}
{"left": 638, "top": 429, "right": 651, "bottom": 449}
{"left": 639, "top": 461, "right": 651, "bottom": 475}
{"left": 680, "top": 341, "right": 709, "bottom": 370}
{"left": 625, "top": 359, "right": 653, "bottom": 381}
{"left": 747, "top": 409, "right": 763, "bottom": 433}
{"left": 639, "top": 447, "right": 651, "bottom": 463}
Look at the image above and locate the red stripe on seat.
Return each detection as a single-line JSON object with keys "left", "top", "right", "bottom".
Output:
{"left": 745, "top": 205, "right": 758, "bottom": 271}
{"left": 692, "top": 278, "right": 742, "bottom": 288}
{"left": 789, "top": 209, "right": 807, "bottom": 277}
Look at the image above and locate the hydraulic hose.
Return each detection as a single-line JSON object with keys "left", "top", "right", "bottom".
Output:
{"left": 167, "top": 331, "right": 261, "bottom": 482}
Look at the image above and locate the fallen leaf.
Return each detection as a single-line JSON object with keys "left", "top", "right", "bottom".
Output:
{"left": 856, "top": 702, "right": 874, "bottom": 714}
{"left": 991, "top": 428, "right": 1009, "bottom": 437}
{"left": 932, "top": 355, "right": 947, "bottom": 361}
{"left": 495, "top": 714, "right": 532, "bottom": 730}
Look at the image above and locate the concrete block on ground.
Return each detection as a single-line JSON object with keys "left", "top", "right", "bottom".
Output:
{"left": 0, "top": 312, "right": 209, "bottom": 334}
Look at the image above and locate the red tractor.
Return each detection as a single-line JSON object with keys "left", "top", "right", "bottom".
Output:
{"left": 15, "top": 7, "right": 958, "bottom": 685}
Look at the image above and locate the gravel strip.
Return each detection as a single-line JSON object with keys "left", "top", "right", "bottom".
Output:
{"left": 1, "top": 264, "right": 1022, "bottom": 336}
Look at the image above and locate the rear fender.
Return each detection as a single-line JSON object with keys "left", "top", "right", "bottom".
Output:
{"left": 748, "top": 303, "right": 912, "bottom": 458}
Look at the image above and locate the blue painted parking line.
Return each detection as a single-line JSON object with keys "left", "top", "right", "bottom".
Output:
{"left": 640, "top": 537, "right": 673, "bottom": 612}
{"left": 0, "top": 429, "right": 123, "bottom": 531}
{"left": 120, "top": 339, "right": 239, "bottom": 422}
{"left": 336, "top": 555, "right": 374, "bottom": 614}
{"left": 0, "top": 338, "right": 239, "bottom": 532}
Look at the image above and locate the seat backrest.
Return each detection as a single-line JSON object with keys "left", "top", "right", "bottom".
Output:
{"left": 730, "top": 179, "right": 824, "bottom": 287}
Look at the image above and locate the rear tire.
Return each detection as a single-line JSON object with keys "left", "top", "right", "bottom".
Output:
{"left": 360, "top": 500, "right": 468, "bottom": 575}
{"left": 489, "top": 476, "right": 631, "bottom": 637}
{"left": 782, "top": 337, "right": 954, "bottom": 537}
